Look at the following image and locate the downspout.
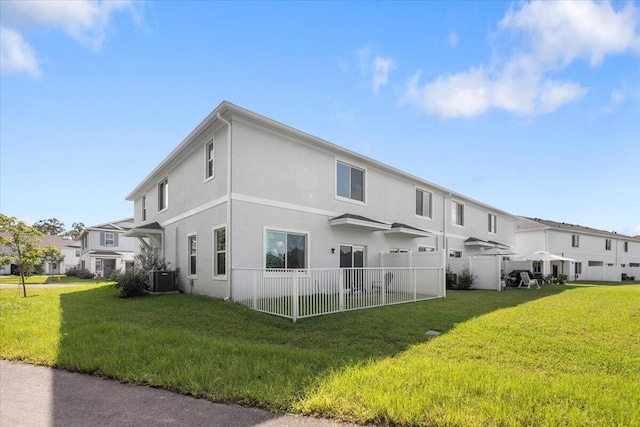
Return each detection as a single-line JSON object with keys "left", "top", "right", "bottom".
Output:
{"left": 443, "top": 192, "right": 451, "bottom": 298}
{"left": 217, "top": 113, "right": 232, "bottom": 302}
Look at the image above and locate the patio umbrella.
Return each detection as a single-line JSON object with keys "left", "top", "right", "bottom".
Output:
{"left": 478, "top": 247, "right": 518, "bottom": 256}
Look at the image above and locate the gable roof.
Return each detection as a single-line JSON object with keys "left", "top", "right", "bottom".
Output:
{"left": 79, "top": 217, "right": 135, "bottom": 239}
{"left": 516, "top": 216, "right": 639, "bottom": 241}
{"left": 125, "top": 101, "right": 514, "bottom": 219}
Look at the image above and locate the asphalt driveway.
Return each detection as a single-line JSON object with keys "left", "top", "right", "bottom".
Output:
{"left": 1, "top": 360, "right": 361, "bottom": 427}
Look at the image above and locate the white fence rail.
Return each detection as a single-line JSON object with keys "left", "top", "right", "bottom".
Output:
{"left": 232, "top": 267, "right": 445, "bottom": 321}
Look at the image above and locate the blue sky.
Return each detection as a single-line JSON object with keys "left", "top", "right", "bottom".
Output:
{"left": 1, "top": 1, "right": 639, "bottom": 236}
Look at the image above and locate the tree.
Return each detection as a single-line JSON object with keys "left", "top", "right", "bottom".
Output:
{"left": 32, "top": 218, "right": 66, "bottom": 236}
{"left": 63, "top": 222, "right": 85, "bottom": 240}
{"left": 41, "top": 245, "right": 65, "bottom": 276}
{"left": 0, "top": 214, "right": 44, "bottom": 297}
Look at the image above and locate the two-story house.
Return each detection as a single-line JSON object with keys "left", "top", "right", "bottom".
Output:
{"left": 125, "top": 101, "right": 515, "bottom": 298}
{"left": 79, "top": 218, "right": 137, "bottom": 277}
{"left": 515, "top": 217, "right": 640, "bottom": 281}
{"left": 41, "top": 235, "right": 81, "bottom": 274}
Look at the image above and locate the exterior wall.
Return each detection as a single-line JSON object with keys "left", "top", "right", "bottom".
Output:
{"left": 80, "top": 228, "right": 136, "bottom": 275}
{"left": 515, "top": 226, "right": 640, "bottom": 282}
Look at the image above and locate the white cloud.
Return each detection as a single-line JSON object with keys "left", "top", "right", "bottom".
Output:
{"left": 372, "top": 56, "right": 395, "bottom": 96}
{"left": 0, "top": 0, "right": 138, "bottom": 77}
{"left": 402, "top": 1, "right": 640, "bottom": 119}
{"left": 351, "top": 46, "right": 395, "bottom": 96}
{"left": 0, "top": 26, "right": 40, "bottom": 77}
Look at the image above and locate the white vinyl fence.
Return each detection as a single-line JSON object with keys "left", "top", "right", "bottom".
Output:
{"left": 232, "top": 267, "right": 445, "bottom": 322}
{"left": 448, "top": 257, "right": 502, "bottom": 291}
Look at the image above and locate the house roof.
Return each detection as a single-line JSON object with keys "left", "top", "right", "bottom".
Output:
{"left": 125, "top": 101, "right": 515, "bottom": 219}
{"left": 79, "top": 217, "right": 135, "bottom": 238}
{"left": 0, "top": 233, "right": 79, "bottom": 250}
{"left": 516, "top": 216, "right": 640, "bottom": 241}
{"left": 89, "top": 250, "right": 123, "bottom": 256}
{"left": 329, "top": 213, "right": 391, "bottom": 231}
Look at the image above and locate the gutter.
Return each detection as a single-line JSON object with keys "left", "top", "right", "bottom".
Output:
{"left": 217, "top": 113, "right": 233, "bottom": 302}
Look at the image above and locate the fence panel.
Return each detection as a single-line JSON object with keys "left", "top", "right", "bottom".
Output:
{"left": 233, "top": 267, "right": 444, "bottom": 321}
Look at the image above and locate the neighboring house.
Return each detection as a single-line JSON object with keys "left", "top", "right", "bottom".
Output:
{"left": 79, "top": 218, "right": 136, "bottom": 277}
{"left": 41, "top": 235, "right": 81, "bottom": 274}
{"left": 514, "top": 217, "right": 640, "bottom": 282}
{"left": 125, "top": 101, "right": 515, "bottom": 298}
{"left": 0, "top": 234, "right": 80, "bottom": 275}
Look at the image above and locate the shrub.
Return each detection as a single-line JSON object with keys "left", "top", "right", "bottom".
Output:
{"left": 66, "top": 265, "right": 94, "bottom": 279}
{"left": 113, "top": 269, "right": 149, "bottom": 298}
{"left": 553, "top": 274, "right": 568, "bottom": 285}
{"left": 445, "top": 265, "right": 457, "bottom": 290}
{"left": 455, "top": 264, "right": 477, "bottom": 290}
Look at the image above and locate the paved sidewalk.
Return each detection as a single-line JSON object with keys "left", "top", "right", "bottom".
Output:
{"left": 1, "top": 360, "right": 361, "bottom": 427}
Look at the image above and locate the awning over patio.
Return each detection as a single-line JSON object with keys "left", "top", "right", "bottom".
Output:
{"left": 464, "top": 237, "right": 495, "bottom": 248}
{"left": 124, "top": 222, "right": 164, "bottom": 251}
{"left": 329, "top": 214, "right": 391, "bottom": 231}
{"left": 384, "top": 222, "right": 431, "bottom": 238}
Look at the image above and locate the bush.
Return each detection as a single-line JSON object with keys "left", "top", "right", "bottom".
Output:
{"left": 113, "top": 269, "right": 149, "bottom": 298}
{"left": 552, "top": 274, "right": 568, "bottom": 285}
{"left": 66, "top": 265, "right": 94, "bottom": 279}
{"left": 445, "top": 265, "right": 457, "bottom": 290}
{"left": 455, "top": 264, "right": 477, "bottom": 290}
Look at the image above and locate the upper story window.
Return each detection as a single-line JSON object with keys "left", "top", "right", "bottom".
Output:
{"left": 104, "top": 232, "right": 115, "bottom": 246}
{"left": 624, "top": 241, "right": 629, "bottom": 252}
{"left": 188, "top": 234, "right": 197, "bottom": 276}
{"left": 488, "top": 213, "right": 497, "bottom": 234}
{"left": 336, "top": 161, "right": 364, "bottom": 203}
{"left": 416, "top": 189, "right": 433, "bottom": 219}
{"left": 605, "top": 239, "right": 612, "bottom": 251}
{"left": 266, "top": 230, "right": 307, "bottom": 269}
{"left": 571, "top": 234, "right": 579, "bottom": 248}
{"left": 452, "top": 201, "right": 465, "bottom": 227}
{"left": 142, "top": 195, "right": 147, "bottom": 222}
{"left": 205, "top": 141, "right": 214, "bottom": 180}
{"left": 158, "top": 178, "right": 168, "bottom": 212}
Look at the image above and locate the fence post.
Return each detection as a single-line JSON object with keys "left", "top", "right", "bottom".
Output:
{"left": 252, "top": 270, "right": 257, "bottom": 309}
{"left": 413, "top": 268, "right": 417, "bottom": 301}
{"left": 381, "top": 268, "right": 386, "bottom": 306}
{"left": 292, "top": 270, "right": 299, "bottom": 322}
{"left": 339, "top": 270, "right": 344, "bottom": 312}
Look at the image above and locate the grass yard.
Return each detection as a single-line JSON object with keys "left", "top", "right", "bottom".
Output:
{"left": 1, "top": 283, "right": 639, "bottom": 426}
{"left": 0, "top": 275, "right": 100, "bottom": 285}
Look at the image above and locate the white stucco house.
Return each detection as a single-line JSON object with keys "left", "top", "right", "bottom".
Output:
{"left": 125, "top": 101, "right": 515, "bottom": 301}
{"left": 79, "top": 218, "right": 137, "bottom": 277}
{"left": 0, "top": 233, "right": 80, "bottom": 275}
{"left": 514, "top": 217, "right": 640, "bottom": 282}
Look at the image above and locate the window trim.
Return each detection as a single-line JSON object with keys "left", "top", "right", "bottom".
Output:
{"left": 605, "top": 239, "right": 612, "bottom": 251}
{"left": 389, "top": 248, "right": 410, "bottom": 253}
{"left": 624, "top": 241, "right": 629, "bottom": 252}
{"left": 415, "top": 187, "right": 433, "bottom": 220}
{"left": 213, "top": 225, "right": 226, "bottom": 280}
{"left": 204, "top": 139, "right": 215, "bottom": 182}
{"left": 335, "top": 160, "right": 367, "bottom": 205}
{"left": 418, "top": 245, "right": 436, "bottom": 252}
{"left": 452, "top": 200, "right": 465, "bottom": 228}
{"left": 187, "top": 233, "right": 197, "bottom": 278}
{"left": 264, "top": 226, "right": 309, "bottom": 270}
{"left": 141, "top": 195, "right": 147, "bottom": 223}
{"left": 449, "top": 249, "right": 462, "bottom": 258}
{"left": 488, "top": 213, "right": 497, "bottom": 234}
{"left": 104, "top": 232, "right": 115, "bottom": 247}
{"left": 158, "top": 177, "right": 169, "bottom": 213}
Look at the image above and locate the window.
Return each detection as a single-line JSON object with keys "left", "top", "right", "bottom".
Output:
{"left": 95, "top": 259, "right": 102, "bottom": 273}
{"left": 449, "top": 250, "right": 462, "bottom": 258}
{"left": 588, "top": 261, "right": 604, "bottom": 267}
{"left": 452, "top": 201, "right": 464, "bottom": 226}
{"left": 418, "top": 246, "right": 435, "bottom": 252}
{"left": 158, "top": 178, "right": 168, "bottom": 212}
{"left": 104, "top": 232, "right": 115, "bottom": 246}
{"left": 75, "top": 249, "right": 80, "bottom": 257}
{"left": 415, "top": 189, "right": 433, "bottom": 219}
{"left": 266, "top": 231, "right": 307, "bottom": 269}
{"left": 188, "top": 235, "right": 197, "bottom": 276}
{"left": 571, "top": 234, "right": 579, "bottom": 248}
{"left": 142, "top": 195, "right": 147, "bottom": 222}
{"left": 488, "top": 213, "right": 497, "bottom": 234}
{"left": 605, "top": 239, "right": 612, "bottom": 251}
{"left": 533, "top": 261, "right": 542, "bottom": 273}
{"left": 340, "top": 245, "right": 365, "bottom": 268}
{"left": 205, "top": 141, "right": 214, "bottom": 180}
{"left": 575, "top": 262, "right": 582, "bottom": 275}
{"left": 214, "top": 227, "right": 226, "bottom": 276}
{"left": 624, "top": 241, "right": 629, "bottom": 252}
{"left": 630, "top": 263, "right": 640, "bottom": 268}
{"left": 390, "top": 248, "right": 409, "bottom": 253}
{"left": 336, "top": 161, "right": 365, "bottom": 202}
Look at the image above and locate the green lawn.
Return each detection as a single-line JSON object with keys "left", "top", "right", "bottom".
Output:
{"left": 0, "top": 275, "right": 101, "bottom": 285}
{"left": 1, "top": 283, "right": 638, "bottom": 426}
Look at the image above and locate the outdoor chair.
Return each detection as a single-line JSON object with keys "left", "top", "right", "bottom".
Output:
{"left": 372, "top": 272, "right": 394, "bottom": 293}
{"left": 519, "top": 272, "right": 540, "bottom": 289}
